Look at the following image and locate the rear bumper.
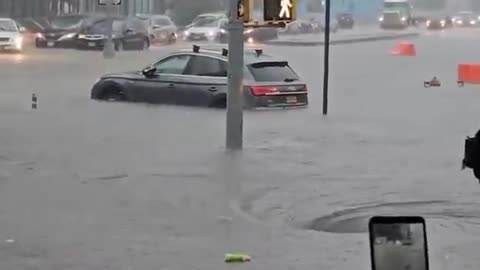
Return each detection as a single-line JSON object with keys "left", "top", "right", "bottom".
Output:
{"left": 246, "top": 94, "right": 308, "bottom": 109}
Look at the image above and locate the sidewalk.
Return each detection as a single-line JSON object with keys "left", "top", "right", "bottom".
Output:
{"left": 265, "top": 26, "right": 420, "bottom": 46}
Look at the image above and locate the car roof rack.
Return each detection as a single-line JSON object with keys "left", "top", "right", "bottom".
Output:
{"left": 188, "top": 45, "right": 265, "bottom": 57}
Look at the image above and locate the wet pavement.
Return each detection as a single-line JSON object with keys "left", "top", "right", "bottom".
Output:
{"left": 1, "top": 28, "right": 480, "bottom": 269}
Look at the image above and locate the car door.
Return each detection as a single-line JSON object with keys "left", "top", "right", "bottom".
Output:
{"left": 174, "top": 55, "right": 228, "bottom": 107}
{"left": 123, "top": 19, "right": 142, "bottom": 49}
{"left": 133, "top": 19, "right": 148, "bottom": 47}
{"left": 134, "top": 54, "right": 192, "bottom": 104}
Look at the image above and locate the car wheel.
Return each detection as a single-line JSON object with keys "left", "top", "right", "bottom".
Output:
{"left": 142, "top": 38, "right": 150, "bottom": 50}
{"left": 102, "top": 89, "right": 125, "bottom": 102}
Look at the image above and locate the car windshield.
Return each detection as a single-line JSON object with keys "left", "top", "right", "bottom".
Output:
{"left": 50, "top": 16, "right": 85, "bottom": 29}
{"left": 153, "top": 18, "right": 171, "bottom": 26}
{"left": 83, "top": 19, "right": 123, "bottom": 33}
{"left": 193, "top": 18, "right": 219, "bottom": 27}
{"left": 248, "top": 61, "right": 299, "bottom": 82}
{"left": 0, "top": 20, "right": 17, "bottom": 31}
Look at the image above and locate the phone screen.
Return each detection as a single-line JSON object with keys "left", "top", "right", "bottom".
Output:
{"left": 369, "top": 216, "right": 429, "bottom": 270}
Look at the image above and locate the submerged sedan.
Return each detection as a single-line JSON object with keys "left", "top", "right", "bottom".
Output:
{"left": 91, "top": 46, "right": 308, "bottom": 109}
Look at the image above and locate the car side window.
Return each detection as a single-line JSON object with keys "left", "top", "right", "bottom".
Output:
{"left": 133, "top": 20, "right": 146, "bottom": 31}
{"left": 184, "top": 56, "right": 228, "bottom": 77}
{"left": 153, "top": 55, "right": 192, "bottom": 75}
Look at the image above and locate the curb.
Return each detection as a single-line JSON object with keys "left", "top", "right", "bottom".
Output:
{"left": 263, "top": 32, "right": 420, "bottom": 46}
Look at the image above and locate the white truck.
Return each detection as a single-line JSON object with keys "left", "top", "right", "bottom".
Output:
{"left": 379, "top": 0, "right": 415, "bottom": 29}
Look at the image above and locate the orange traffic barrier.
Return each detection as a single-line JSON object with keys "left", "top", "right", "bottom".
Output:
{"left": 458, "top": 64, "right": 480, "bottom": 86}
{"left": 390, "top": 41, "right": 416, "bottom": 56}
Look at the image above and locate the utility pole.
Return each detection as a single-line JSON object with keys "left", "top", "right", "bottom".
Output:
{"left": 322, "top": 0, "right": 331, "bottom": 115}
{"left": 102, "top": 0, "right": 115, "bottom": 59}
{"left": 225, "top": 0, "right": 244, "bottom": 151}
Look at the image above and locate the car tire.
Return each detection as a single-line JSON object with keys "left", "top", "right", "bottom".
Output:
{"left": 142, "top": 38, "right": 150, "bottom": 50}
{"left": 102, "top": 88, "right": 125, "bottom": 102}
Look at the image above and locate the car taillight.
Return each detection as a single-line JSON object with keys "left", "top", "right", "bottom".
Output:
{"left": 250, "top": 86, "right": 278, "bottom": 96}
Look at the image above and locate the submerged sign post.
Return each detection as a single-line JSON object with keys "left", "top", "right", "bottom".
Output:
{"left": 226, "top": 0, "right": 250, "bottom": 151}
{"left": 225, "top": 0, "right": 295, "bottom": 151}
{"left": 98, "top": 0, "right": 121, "bottom": 58}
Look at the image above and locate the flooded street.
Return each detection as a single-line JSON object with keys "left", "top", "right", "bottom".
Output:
{"left": 1, "top": 29, "right": 480, "bottom": 269}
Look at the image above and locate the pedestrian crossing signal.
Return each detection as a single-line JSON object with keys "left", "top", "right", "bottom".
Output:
{"left": 264, "top": 0, "right": 296, "bottom": 22}
{"left": 237, "top": 0, "right": 252, "bottom": 23}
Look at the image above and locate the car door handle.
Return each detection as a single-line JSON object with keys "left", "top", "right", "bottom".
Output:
{"left": 167, "top": 83, "right": 175, "bottom": 88}
{"left": 208, "top": 87, "right": 218, "bottom": 92}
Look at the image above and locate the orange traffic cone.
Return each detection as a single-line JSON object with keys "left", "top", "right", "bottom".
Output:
{"left": 390, "top": 41, "right": 416, "bottom": 56}
{"left": 458, "top": 64, "right": 480, "bottom": 87}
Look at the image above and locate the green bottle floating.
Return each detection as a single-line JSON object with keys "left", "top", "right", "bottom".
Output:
{"left": 224, "top": 253, "right": 251, "bottom": 263}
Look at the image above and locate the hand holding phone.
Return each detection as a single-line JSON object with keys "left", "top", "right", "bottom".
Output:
{"left": 369, "top": 216, "right": 429, "bottom": 270}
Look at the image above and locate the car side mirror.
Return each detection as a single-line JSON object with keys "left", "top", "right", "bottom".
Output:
{"left": 125, "top": 28, "right": 134, "bottom": 33}
{"left": 19, "top": 26, "right": 26, "bottom": 33}
{"left": 142, "top": 67, "right": 156, "bottom": 77}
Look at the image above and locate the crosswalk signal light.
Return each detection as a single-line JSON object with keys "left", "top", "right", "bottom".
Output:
{"left": 238, "top": 0, "right": 252, "bottom": 23}
{"left": 264, "top": 0, "right": 296, "bottom": 22}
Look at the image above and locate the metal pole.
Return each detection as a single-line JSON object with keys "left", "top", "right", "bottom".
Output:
{"left": 103, "top": 0, "right": 115, "bottom": 59}
{"left": 322, "top": 0, "right": 330, "bottom": 115}
{"left": 226, "top": 0, "right": 244, "bottom": 151}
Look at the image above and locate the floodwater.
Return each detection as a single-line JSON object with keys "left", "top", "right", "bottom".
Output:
{"left": 1, "top": 28, "right": 480, "bottom": 269}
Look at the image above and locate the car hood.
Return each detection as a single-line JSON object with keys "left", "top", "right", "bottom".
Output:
{"left": 41, "top": 28, "right": 75, "bottom": 34}
{"left": 101, "top": 71, "right": 142, "bottom": 80}
{"left": 187, "top": 27, "right": 218, "bottom": 34}
{"left": 0, "top": 31, "right": 20, "bottom": 39}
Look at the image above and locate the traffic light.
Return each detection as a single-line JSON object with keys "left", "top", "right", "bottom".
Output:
{"left": 264, "top": 0, "right": 296, "bottom": 22}
{"left": 237, "top": 0, "right": 252, "bottom": 23}
{"left": 98, "top": 0, "right": 121, "bottom": 5}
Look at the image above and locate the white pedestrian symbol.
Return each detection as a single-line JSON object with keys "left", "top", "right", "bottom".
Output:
{"left": 279, "top": 0, "right": 292, "bottom": 19}
{"left": 238, "top": 0, "right": 244, "bottom": 17}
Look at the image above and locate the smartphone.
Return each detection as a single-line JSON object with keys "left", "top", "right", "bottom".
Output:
{"left": 369, "top": 216, "right": 429, "bottom": 270}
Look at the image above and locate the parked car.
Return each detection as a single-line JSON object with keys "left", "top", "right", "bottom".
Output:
{"left": 452, "top": 11, "right": 479, "bottom": 27}
{"left": 336, "top": 13, "right": 354, "bottom": 29}
{"left": 217, "top": 21, "right": 278, "bottom": 43}
{"left": 0, "top": 18, "right": 25, "bottom": 52}
{"left": 76, "top": 16, "right": 150, "bottom": 51}
{"left": 183, "top": 17, "right": 225, "bottom": 42}
{"left": 425, "top": 15, "right": 453, "bottom": 30}
{"left": 137, "top": 14, "right": 177, "bottom": 44}
{"left": 184, "top": 13, "right": 227, "bottom": 29}
{"left": 90, "top": 46, "right": 308, "bottom": 109}
{"left": 281, "top": 19, "right": 337, "bottom": 34}
{"left": 15, "top": 17, "right": 46, "bottom": 45}
{"left": 35, "top": 14, "right": 88, "bottom": 48}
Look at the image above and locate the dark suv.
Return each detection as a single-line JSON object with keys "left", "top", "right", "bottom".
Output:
{"left": 76, "top": 17, "right": 150, "bottom": 51}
